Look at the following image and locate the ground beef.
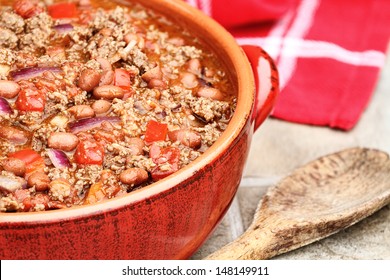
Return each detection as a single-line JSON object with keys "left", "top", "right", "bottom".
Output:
{"left": 187, "top": 95, "right": 231, "bottom": 122}
{"left": 20, "top": 12, "right": 53, "bottom": 49}
{"left": 0, "top": 7, "right": 25, "bottom": 34}
{"left": 0, "top": 28, "right": 18, "bottom": 49}
{"left": 0, "top": 0, "right": 236, "bottom": 212}
{"left": 0, "top": 48, "right": 15, "bottom": 65}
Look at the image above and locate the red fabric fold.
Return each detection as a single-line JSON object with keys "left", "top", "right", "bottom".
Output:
{"left": 185, "top": 0, "right": 390, "bottom": 130}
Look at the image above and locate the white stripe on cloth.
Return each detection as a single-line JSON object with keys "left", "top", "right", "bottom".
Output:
{"left": 262, "top": 9, "right": 295, "bottom": 59}
{"left": 186, "top": 0, "right": 199, "bottom": 8}
{"left": 198, "top": 0, "right": 212, "bottom": 16}
{"left": 237, "top": 0, "right": 386, "bottom": 92}
{"left": 188, "top": 0, "right": 386, "bottom": 90}
{"left": 237, "top": 37, "right": 386, "bottom": 68}
{"left": 277, "top": 0, "right": 321, "bottom": 90}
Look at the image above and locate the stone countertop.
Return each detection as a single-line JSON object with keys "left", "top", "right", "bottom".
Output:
{"left": 191, "top": 49, "right": 390, "bottom": 260}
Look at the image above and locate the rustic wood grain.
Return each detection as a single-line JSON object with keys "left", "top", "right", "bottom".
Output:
{"left": 206, "top": 147, "right": 390, "bottom": 260}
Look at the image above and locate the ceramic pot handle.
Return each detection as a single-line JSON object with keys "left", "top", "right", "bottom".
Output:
{"left": 242, "top": 45, "right": 279, "bottom": 132}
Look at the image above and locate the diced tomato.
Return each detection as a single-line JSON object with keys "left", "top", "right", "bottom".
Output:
{"left": 83, "top": 182, "right": 105, "bottom": 205}
{"left": 13, "top": 189, "right": 30, "bottom": 203}
{"left": 149, "top": 144, "right": 180, "bottom": 181}
{"left": 84, "top": 173, "right": 123, "bottom": 204}
{"left": 10, "top": 149, "right": 42, "bottom": 164}
{"left": 93, "top": 130, "right": 116, "bottom": 144}
{"left": 66, "top": 84, "right": 83, "bottom": 98}
{"left": 35, "top": 77, "right": 61, "bottom": 92}
{"left": 13, "top": 189, "right": 32, "bottom": 211}
{"left": 30, "top": 193, "right": 50, "bottom": 210}
{"left": 47, "top": 2, "right": 79, "bottom": 19}
{"left": 9, "top": 149, "right": 45, "bottom": 174}
{"left": 15, "top": 189, "right": 65, "bottom": 211}
{"left": 45, "top": 46, "right": 66, "bottom": 61}
{"left": 114, "top": 68, "right": 131, "bottom": 90}
{"left": 74, "top": 140, "right": 104, "bottom": 165}
{"left": 25, "top": 158, "right": 46, "bottom": 174}
{"left": 78, "top": 9, "right": 93, "bottom": 25}
{"left": 144, "top": 120, "right": 168, "bottom": 144}
{"left": 13, "top": 0, "right": 44, "bottom": 19}
{"left": 93, "top": 129, "right": 124, "bottom": 144}
{"left": 122, "top": 88, "right": 135, "bottom": 100}
{"left": 16, "top": 88, "right": 46, "bottom": 112}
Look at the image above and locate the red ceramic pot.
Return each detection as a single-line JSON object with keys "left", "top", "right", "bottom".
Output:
{"left": 0, "top": 0, "right": 278, "bottom": 259}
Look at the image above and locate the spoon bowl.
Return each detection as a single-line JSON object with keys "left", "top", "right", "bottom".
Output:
{"left": 206, "top": 147, "right": 390, "bottom": 260}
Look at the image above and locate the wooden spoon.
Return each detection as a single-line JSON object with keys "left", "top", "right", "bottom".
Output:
{"left": 206, "top": 147, "right": 390, "bottom": 260}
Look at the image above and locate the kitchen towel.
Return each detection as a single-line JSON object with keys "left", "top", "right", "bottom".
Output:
{"left": 185, "top": 0, "right": 390, "bottom": 130}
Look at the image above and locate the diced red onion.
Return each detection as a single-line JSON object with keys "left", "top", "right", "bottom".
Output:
{"left": 53, "top": 23, "right": 74, "bottom": 33}
{"left": 170, "top": 103, "right": 182, "bottom": 113}
{"left": 10, "top": 67, "right": 62, "bottom": 82}
{"left": 68, "top": 116, "right": 121, "bottom": 134}
{"left": 134, "top": 101, "right": 148, "bottom": 115}
{"left": 0, "top": 97, "right": 12, "bottom": 115}
{"left": 0, "top": 175, "right": 26, "bottom": 193}
{"left": 47, "top": 149, "right": 71, "bottom": 169}
{"left": 156, "top": 110, "right": 167, "bottom": 119}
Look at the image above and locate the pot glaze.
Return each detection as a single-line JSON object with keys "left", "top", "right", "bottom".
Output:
{"left": 0, "top": 0, "right": 278, "bottom": 259}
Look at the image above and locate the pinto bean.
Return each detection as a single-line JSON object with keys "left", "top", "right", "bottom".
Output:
{"left": 197, "top": 86, "right": 224, "bottom": 101}
{"left": 0, "top": 122, "right": 29, "bottom": 145}
{"left": 46, "top": 46, "right": 66, "bottom": 60}
{"left": 145, "top": 41, "right": 160, "bottom": 52}
{"left": 169, "top": 129, "right": 202, "bottom": 149}
{"left": 180, "top": 72, "right": 198, "bottom": 89}
{"left": 167, "top": 37, "right": 185, "bottom": 46}
{"left": 124, "top": 32, "right": 137, "bottom": 44}
{"left": 2, "top": 158, "right": 26, "bottom": 177}
{"left": 92, "top": 99, "right": 111, "bottom": 115}
{"left": 0, "top": 64, "right": 10, "bottom": 77}
{"left": 28, "top": 171, "right": 50, "bottom": 192}
{"left": 124, "top": 33, "right": 145, "bottom": 49}
{"left": 48, "top": 132, "right": 79, "bottom": 152}
{"left": 93, "top": 85, "right": 124, "bottom": 100}
{"left": 68, "top": 104, "right": 95, "bottom": 119}
{"left": 0, "top": 175, "right": 26, "bottom": 193}
{"left": 187, "top": 58, "right": 202, "bottom": 75}
{"left": 99, "top": 70, "right": 114, "bottom": 86}
{"left": 99, "top": 28, "right": 113, "bottom": 37}
{"left": 77, "top": 69, "right": 101, "bottom": 92}
{"left": 96, "top": 58, "right": 112, "bottom": 71}
{"left": 148, "top": 78, "right": 167, "bottom": 90}
{"left": 119, "top": 168, "right": 148, "bottom": 186}
{"left": 126, "top": 137, "right": 145, "bottom": 156}
{"left": 203, "top": 68, "right": 215, "bottom": 78}
{"left": 100, "top": 120, "right": 115, "bottom": 131}
{"left": 0, "top": 80, "right": 21, "bottom": 99}
{"left": 79, "top": 0, "right": 91, "bottom": 7}
{"left": 141, "top": 66, "right": 162, "bottom": 82}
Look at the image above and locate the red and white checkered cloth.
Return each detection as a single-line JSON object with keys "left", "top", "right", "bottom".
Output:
{"left": 185, "top": 0, "right": 390, "bottom": 130}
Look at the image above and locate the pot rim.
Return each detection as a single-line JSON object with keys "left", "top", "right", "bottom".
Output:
{"left": 0, "top": 0, "right": 255, "bottom": 223}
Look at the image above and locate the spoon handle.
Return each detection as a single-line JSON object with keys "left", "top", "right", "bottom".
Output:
{"left": 205, "top": 223, "right": 278, "bottom": 260}
{"left": 206, "top": 147, "right": 390, "bottom": 260}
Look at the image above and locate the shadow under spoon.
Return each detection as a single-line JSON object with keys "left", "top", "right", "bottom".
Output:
{"left": 206, "top": 147, "right": 390, "bottom": 260}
